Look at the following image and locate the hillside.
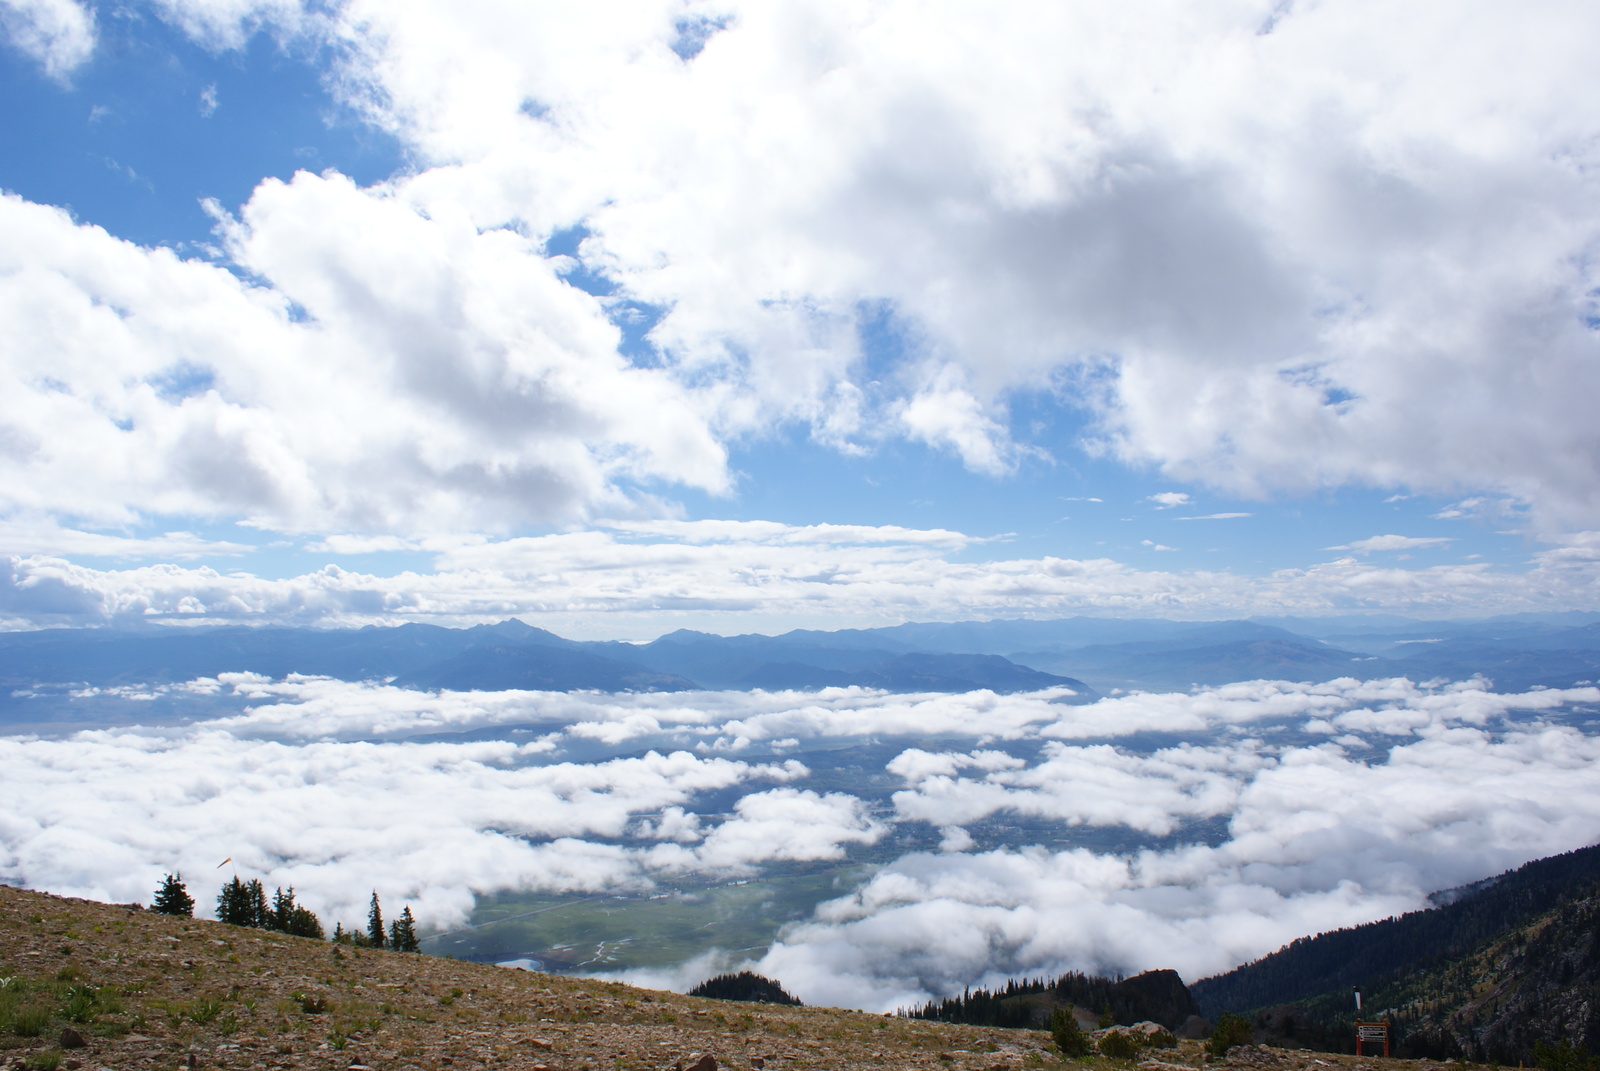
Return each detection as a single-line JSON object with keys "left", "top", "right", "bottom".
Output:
{"left": 2, "top": 884, "right": 1465, "bottom": 1071}
{"left": 1191, "top": 844, "right": 1600, "bottom": 1061}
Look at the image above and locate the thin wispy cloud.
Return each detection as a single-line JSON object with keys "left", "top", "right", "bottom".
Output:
{"left": 1329, "top": 534, "right": 1456, "bottom": 553}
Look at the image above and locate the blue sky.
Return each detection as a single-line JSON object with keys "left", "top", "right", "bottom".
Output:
{"left": 1, "top": 1, "right": 1597, "bottom": 634}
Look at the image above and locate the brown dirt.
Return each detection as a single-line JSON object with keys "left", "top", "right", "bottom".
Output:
{"left": 0, "top": 885, "right": 1485, "bottom": 1071}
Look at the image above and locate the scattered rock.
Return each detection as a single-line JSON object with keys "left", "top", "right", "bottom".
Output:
{"left": 59, "top": 1027, "right": 88, "bottom": 1049}
{"left": 687, "top": 1056, "right": 718, "bottom": 1071}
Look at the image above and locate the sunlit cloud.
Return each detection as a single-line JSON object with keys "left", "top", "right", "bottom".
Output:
{"left": 3, "top": 674, "right": 1597, "bottom": 1009}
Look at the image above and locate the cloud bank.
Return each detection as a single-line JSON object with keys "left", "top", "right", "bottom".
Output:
{"left": 3, "top": 673, "right": 1598, "bottom": 1010}
{"left": 6, "top": 520, "right": 1600, "bottom": 634}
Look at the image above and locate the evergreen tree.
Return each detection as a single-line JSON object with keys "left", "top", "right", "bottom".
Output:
{"left": 216, "top": 876, "right": 253, "bottom": 926}
{"left": 285, "top": 905, "right": 325, "bottom": 940}
{"left": 270, "top": 886, "right": 296, "bottom": 931}
{"left": 246, "top": 878, "right": 269, "bottom": 927}
{"left": 267, "top": 886, "right": 325, "bottom": 939}
{"left": 389, "top": 906, "right": 420, "bottom": 953}
{"left": 367, "top": 891, "right": 386, "bottom": 949}
{"left": 216, "top": 876, "right": 270, "bottom": 928}
{"left": 151, "top": 873, "right": 195, "bottom": 917}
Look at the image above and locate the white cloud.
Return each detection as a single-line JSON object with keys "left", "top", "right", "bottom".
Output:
{"left": 3, "top": 672, "right": 1599, "bottom": 1010}
{"left": 897, "top": 368, "right": 1029, "bottom": 476}
{"left": 686, "top": 788, "right": 884, "bottom": 871}
{"left": 8, "top": 519, "right": 1600, "bottom": 633}
{"left": 1330, "top": 534, "right": 1455, "bottom": 553}
{"left": 0, "top": 186, "right": 727, "bottom": 535}
{"left": 756, "top": 689, "right": 1600, "bottom": 1008}
{"left": 0, "top": 0, "right": 93, "bottom": 78}
{"left": 1148, "top": 493, "right": 1191, "bottom": 509}
{"left": 0, "top": 729, "right": 806, "bottom": 931}
{"left": 305, "top": 0, "right": 1600, "bottom": 535}
{"left": 4, "top": 1, "right": 1600, "bottom": 542}
{"left": 0, "top": 517, "right": 253, "bottom": 560}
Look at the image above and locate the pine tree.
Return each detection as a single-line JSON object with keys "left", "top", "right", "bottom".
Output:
{"left": 389, "top": 906, "right": 420, "bottom": 953}
{"left": 216, "top": 876, "right": 252, "bottom": 926}
{"left": 367, "top": 891, "right": 386, "bottom": 949}
{"left": 152, "top": 873, "right": 195, "bottom": 917}
{"left": 216, "top": 876, "right": 271, "bottom": 928}
{"left": 270, "top": 886, "right": 296, "bottom": 932}
{"left": 266, "top": 886, "right": 325, "bottom": 939}
{"left": 245, "top": 878, "right": 269, "bottom": 928}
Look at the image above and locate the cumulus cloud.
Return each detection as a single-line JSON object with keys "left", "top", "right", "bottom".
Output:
{"left": 0, "top": 0, "right": 94, "bottom": 78}
{"left": 4, "top": 1, "right": 1600, "bottom": 539}
{"left": 300, "top": 0, "right": 1600, "bottom": 534}
{"left": 0, "top": 185, "right": 726, "bottom": 535}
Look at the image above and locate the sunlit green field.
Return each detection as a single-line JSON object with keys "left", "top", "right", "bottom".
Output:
{"left": 423, "top": 862, "right": 873, "bottom": 972}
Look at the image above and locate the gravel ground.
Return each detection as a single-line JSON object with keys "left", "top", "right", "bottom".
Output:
{"left": 0, "top": 885, "right": 1478, "bottom": 1071}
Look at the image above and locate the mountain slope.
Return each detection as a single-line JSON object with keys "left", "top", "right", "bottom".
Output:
{"left": 0, "top": 884, "right": 1052, "bottom": 1071}
{"left": 1190, "top": 844, "right": 1600, "bottom": 1060}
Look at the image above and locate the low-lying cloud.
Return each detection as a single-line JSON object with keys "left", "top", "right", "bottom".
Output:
{"left": 4, "top": 673, "right": 1599, "bottom": 1010}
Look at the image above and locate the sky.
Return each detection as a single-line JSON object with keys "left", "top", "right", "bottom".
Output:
{"left": 6, "top": 2, "right": 1600, "bottom": 1009}
{"left": 3, "top": 0, "right": 1600, "bottom": 638}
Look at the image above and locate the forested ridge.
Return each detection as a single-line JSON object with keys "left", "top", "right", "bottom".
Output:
{"left": 906, "top": 969, "right": 1199, "bottom": 1032}
{"left": 1189, "top": 844, "right": 1600, "bottom": 1063}
{"left": 1190, "top": 843, "right": 1600, "bottom": 1017}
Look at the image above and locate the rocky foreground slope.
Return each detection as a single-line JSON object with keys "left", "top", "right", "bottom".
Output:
{"left": 0, "top": 884, "right": 1477, "bottom": 1071}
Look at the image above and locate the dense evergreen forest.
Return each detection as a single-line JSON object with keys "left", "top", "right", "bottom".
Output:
{"left": 1191, "top": 843, "right": 1600, "bottom": 1017}
{"left": 906, "top": 969, "right": 1199, "bottom": 1031}
{"left": 687, "top": 972, "right": 803, "bottom": 1005}
{"left": 1190, "top": 843, "right": 1600, "bottom": 1063}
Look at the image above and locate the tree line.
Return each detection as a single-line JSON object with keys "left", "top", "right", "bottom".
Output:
{"left": 152, "top": 873, "right": 421, "bottom": 952}
{"left": 906, "top": 971, "right": 1139, "bottom": 1029}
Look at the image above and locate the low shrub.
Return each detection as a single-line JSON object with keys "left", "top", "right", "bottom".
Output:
{"left": 1050, "top": 1009, "right": 1091, "bottom": 1058}
{"left": 1098, "top": 1031, "right": 1140, "bottom": 1061}
{"left": 1207, "top": 1012, "right": 1254, "bottom": 1058}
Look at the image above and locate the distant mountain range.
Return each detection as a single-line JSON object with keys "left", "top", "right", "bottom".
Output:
{"left": 2, "top": 610, "right": 1599, "bottom": 696}
{"left": 0, "top": 618, "right": 1094, "bottom": 698}
{"left": 1190, "top": 842, "right": 1600, "bottom": 1062}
